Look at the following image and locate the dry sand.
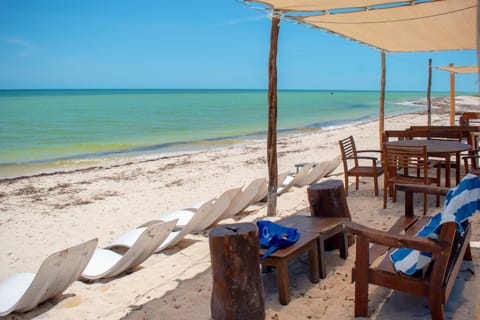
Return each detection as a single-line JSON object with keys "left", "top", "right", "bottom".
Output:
{"left": 1, "top": 96, "right": 480, "bottom": 319}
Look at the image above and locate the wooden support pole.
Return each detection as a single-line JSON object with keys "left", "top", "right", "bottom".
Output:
{"left": 379, "top": 51, "right": 386, "bottom": 148}
{"left": 427, "top": 58, "right": 432, "bottom": 126}
{"left": 449, "top": 63, "right": 456, "bottom": 126}
{"left": 267, "top": 16, "right": 280, "bottom": 216}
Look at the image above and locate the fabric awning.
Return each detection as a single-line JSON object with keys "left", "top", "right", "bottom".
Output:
{"left": 246, "top": 0, "right": 431, "bottom": 11}
{"left": 246, "top": 0, "right": 477, "bottom": 53}
{"left": 435, "top": 65, "right": 479, "bottom": 74}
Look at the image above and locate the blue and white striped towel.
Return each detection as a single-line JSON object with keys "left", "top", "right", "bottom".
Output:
{"left": 390, "top": 173, "right": 480, "bottom": 275}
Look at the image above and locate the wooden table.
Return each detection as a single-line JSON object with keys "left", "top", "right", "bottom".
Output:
{"left": 276, "top": 215, "right": 348, "bottom": 278}
{"left": 387, "top": 140, "right": 471, "bottom": 187}
{"left": 259, "top": 231, "right": 319, "bottom": 305}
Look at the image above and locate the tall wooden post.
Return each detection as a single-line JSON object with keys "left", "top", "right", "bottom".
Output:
{"left": 379, "top": 51, "right": 386, "bottom": 148}
{"left": 449, "top": 63, "right": 456, "bottom": 126}
{"left": 427, "top": 58, "right": 432, "bottom": 126}
{"left": 267, "top": 15, "right": 280, "bottom": 216}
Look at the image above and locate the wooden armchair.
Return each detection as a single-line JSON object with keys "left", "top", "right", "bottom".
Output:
{"left": 383, "top": 143, "right": 440, "bottom": 214}
{"left": 346, "top": 184, "right": 472, "bottom": 320}
{"left": 338, "top": 136, "right": 384, "bottom": 196}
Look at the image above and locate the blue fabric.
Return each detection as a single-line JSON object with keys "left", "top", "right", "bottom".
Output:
{"left": 257, "top": 220, "right": 300, "bottom": 259}
{"left": 390, "top": 174, "right": 480, "bottom": 275}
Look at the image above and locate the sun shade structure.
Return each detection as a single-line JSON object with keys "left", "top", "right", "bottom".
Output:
{"left": 247, "top": 0, "right": 477, "bottom": 53}
{"left": 295, "top": 0, "right": 477, "bottom": 52}
{"left": 241, "top": 0, "right": 477, "bottom": 215}
{"left": 435, "top": 65, "right": 479, "bottom": 74}
{"left": 434, "top": 64, "right": 480, "bottom": 124}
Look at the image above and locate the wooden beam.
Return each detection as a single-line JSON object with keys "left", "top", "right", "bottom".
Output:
{"left": 379, "top": 51, "right": 386, "bottom": 148}
{"left": 449, "top": 63, "right": 456, "bottom": 126}
{"left": 427, "top": 58, "right": 432, "bottom": 126}
{"left": 267, "top": 16, "right": 280, "bottom": 216}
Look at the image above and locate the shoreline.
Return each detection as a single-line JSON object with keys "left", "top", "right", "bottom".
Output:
{"left": 0, "top": 97, "right": 432, "bottom": 180}
{"left": 0, "top": 91, "right": 453, "bottom": 179}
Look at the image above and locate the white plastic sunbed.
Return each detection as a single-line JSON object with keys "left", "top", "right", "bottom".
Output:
{"left": 0, "top": 238, "right": 98, "bottom": 317}
{"left": 324, "top": 156, "right": 341, "bottom": 177}
{"left": 80, "top": 220, "right": 175, "bottom": 281}
{"left": 301, "top": 161, "right": 331, "bottom": 186}
{"left": 253, "top": 172, "right": 290, "bottom": 202}
{"left": 292, "top": 163, "right": 315, "bottom": 187}
{"left": 218, "top": 177, "right": 266, "bottom": 220}
{"left": 277, "top": 172, "right": 295, "bottom": 195}
{"left": 193, "top": 187, "right": 241, "bottom": 232}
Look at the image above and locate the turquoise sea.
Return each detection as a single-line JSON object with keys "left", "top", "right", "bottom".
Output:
{"left": 0, "top": 89, "right": 457, "bottom": 178}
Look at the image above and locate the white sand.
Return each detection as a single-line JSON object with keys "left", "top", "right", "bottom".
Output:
{"left": 1, "top": 96, "right": 480, "bottom": 319}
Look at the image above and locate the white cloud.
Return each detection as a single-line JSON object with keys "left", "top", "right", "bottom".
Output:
{"left": 1, "top": 37, "right": 36, "bottom": 57}
{"left": 226, "top": 14, "right": 267, "bottom": 25}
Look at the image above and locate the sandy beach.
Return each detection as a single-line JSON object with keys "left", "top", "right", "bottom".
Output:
{"left": 1, "top": 96, "right": 480, "bottom": 319}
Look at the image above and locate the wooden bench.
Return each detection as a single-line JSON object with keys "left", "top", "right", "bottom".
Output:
{"left": 345, "top": 184, "right": 473, "bottom": 320}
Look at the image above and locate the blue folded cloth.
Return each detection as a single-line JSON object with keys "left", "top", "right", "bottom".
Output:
{"left": 257, "top": 220, "right": 300, "bottom": 259}
{"left": 390, "top": 173, "right": 480, "bottom": 275}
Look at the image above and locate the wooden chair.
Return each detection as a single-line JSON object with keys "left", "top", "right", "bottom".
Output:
{"left": 346, "top": 184, "right": 473, "bottom": 320}
{"left": 338, "top": 136, "right": 384, "bottom": 196}
{"left": 383, "top": 143, "right": 440, "bottom": 214}
{"left": 463, "top": 149, "right": 480, "bottom": 176}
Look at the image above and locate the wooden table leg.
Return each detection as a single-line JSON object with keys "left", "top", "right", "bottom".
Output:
{"left": 339, "top": 230, "right": 348, "bottom": 259}
{"left": 276, "top": 261, "right": 290, "bottom": 305}
{"left": 308, "top": 241, "right": 320, "bottom": 283}
{"left": 317, "top": 237, "right": 327, "bottom": 279}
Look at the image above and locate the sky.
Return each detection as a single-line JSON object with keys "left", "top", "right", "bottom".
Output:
{"left": 0, "top": 0, "right": 478, "bottom": 92}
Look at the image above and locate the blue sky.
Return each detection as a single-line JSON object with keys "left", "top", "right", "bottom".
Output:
{"left": 0, "top": 0, "right": 477, "bottom": 92}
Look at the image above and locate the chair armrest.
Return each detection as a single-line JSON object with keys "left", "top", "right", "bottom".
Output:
{"left": 395, "top": 184, "right": 449, "bottom": 196}
{"left": 355, "top": 156, "right": 380, "bottom": 167}
{"left": 357, "top": 149, "right": 382, "bottom": 154}
{"left": 345, "top": 221, "right": 449, "bottom": 254}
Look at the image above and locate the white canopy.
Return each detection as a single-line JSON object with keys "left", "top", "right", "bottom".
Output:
{"left": 435, "top": 65, "right": 479, "bottom": 74}
{"left": 246, "top": 0, "right": 477, "bottom": 53}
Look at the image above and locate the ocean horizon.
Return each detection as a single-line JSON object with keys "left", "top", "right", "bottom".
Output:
{"left": 0, "top": 88, "right": 467, "bottom": 179}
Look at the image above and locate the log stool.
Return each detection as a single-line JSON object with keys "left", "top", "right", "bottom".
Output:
{"left": 259, "top": 231, "right": 320, "bottom": 305}
{"left": 209, "top": 223, "right": 265, "bottom": 320}
{"left": 307, "top": 180, "right": 354, "bottom": 249}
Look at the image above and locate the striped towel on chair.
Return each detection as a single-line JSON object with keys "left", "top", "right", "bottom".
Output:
{"left": 390, "top": 173, "right": 480, "bottom": 275}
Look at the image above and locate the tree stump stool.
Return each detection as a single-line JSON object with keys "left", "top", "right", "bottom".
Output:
{"left": 209, "top": 223, "right": 265, "bottom": 320}
{"left": 307, "top": 180, "right": 354, "bottom": 250}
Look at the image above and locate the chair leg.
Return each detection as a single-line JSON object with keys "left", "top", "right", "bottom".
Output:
{"left": 383, "top": 183, "right": 388, "bottom": 209}
{"left": 373, "top": 176, "right": 379, "bottom": 196}
{"left": 354, "top": 236, "right": 369, "bottom": 317}
{"left": 344, "top": 175, "right": 349, "bottom": 196}
{"left": 428, "top": 295, "right": 444, "bottom": 320}
{"left": 423, "top": 193, "right": 428, "bottom": 215}
{"left": 464, "top": 243, "right": 473, "bottom": 261}
{"left": 355, "top": 177, "right": 359, "bottom": 190}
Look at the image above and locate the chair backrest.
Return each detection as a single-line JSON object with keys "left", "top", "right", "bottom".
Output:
{"left": 383, "top": 143, "right": 429, "bottom": 183}
{"left": 338, "top": 136, "right": 358, "bottom": 169}
{"left": 384, "top": 129, "right": 420, "bottom": 142}
{"left": 410, "top": 125, "right": 479, "bottom": 144}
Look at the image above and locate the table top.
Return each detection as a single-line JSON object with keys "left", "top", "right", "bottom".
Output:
{"left": 387, "top": 139, "right": 471, "bottom": 154}
{"left": 258, "top": 231, "right": 318, "bottom": 258}
{"left": 276, "top": 215, "right": 347, "bottom": 234}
